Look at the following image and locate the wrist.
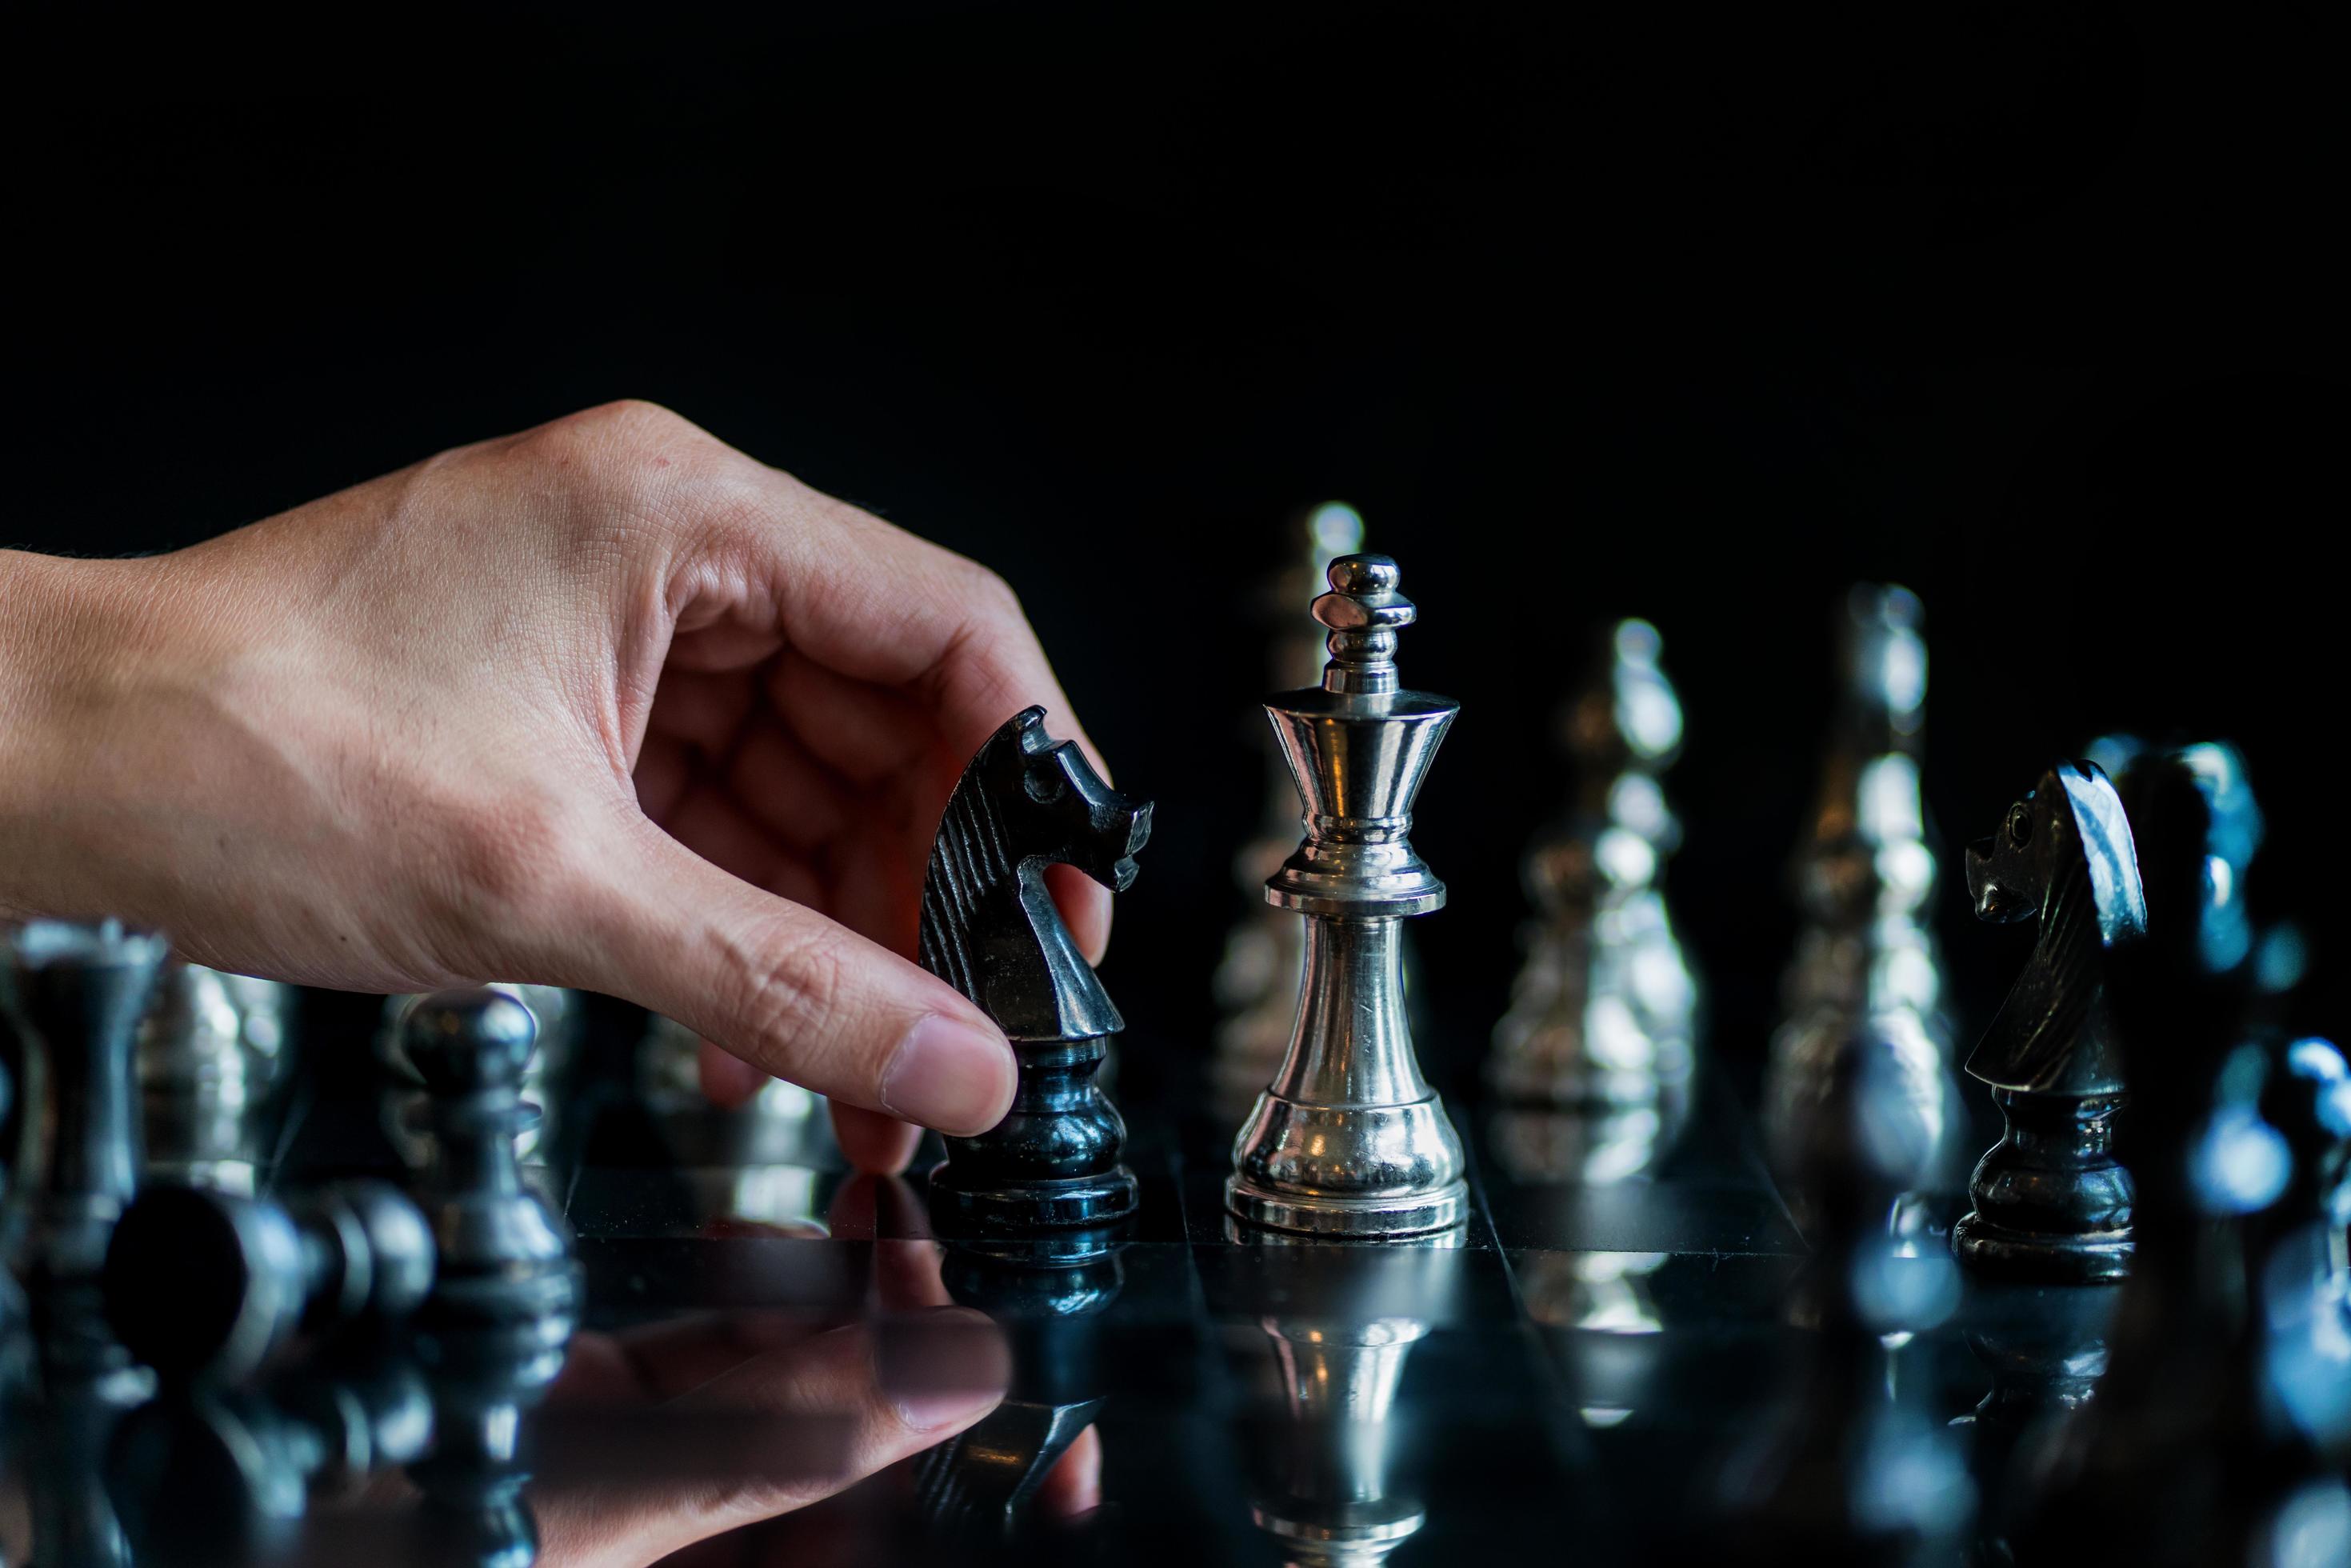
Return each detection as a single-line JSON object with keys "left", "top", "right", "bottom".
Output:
{"left": 0, "top": 550, "right": 171, "bottom": 920}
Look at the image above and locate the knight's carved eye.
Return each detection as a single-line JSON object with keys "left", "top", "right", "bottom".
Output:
{"left": 2006, "top": 806, "right": 2033, "bottom": 847}
{"left": 1025, "top": 771, "right": 1067, "bottom": 804}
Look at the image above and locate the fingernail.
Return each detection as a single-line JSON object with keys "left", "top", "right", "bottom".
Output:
{"left": 875, "top": 1307, "right": 1010, "bottom": 1429}
{"left": 882, "top": 1014, "right": 1014, "bottom": 1135}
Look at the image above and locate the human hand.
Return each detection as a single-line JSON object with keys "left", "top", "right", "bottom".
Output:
{"left": 0, "top": 401, "right": 1110, "bottom": 1167}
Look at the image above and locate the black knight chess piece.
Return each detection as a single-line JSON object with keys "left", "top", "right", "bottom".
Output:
{"left": 919, "top": 706, "right": 1152, "bottom": 1234}
{"left": 1950, "top": 762, "right": 2147, "bottom": 1283}
{"left": 2012, "top": 743, "right": 2351, "bottom": 1565}
{"left": 104, "top": 1178, "right": 435, "bottom": 1383}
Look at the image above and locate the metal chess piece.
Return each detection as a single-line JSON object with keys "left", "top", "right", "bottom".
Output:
{"left": 1949, "top": 762, "right": 2146, "bottom": 1284}
{"left": 377, "top": 983, "right": 580, "bottom": 1165}
{"left": 4, "top": 921, "right": 170, "bottom": 1302}
{"left": 135, "top": 962, "right": 294, "bottom": 1194}
{"left": 1215, "top": 501, "right": 1369, "bottom": 1113}
{"left": 920, "top": 706, "right": 1152, "bottom": 1234}
{"left": 1228, "top": 554, "right": 1468, "bottom": 1239}
{"left": 1763, "top": 586, "right": 1957, "bottom": 1194}
{"left": 636, "top": 1010, "right": 832, "bottom": 1171}
{"left": 1488, "top": 618, "right": 1697, "bottom": 1126}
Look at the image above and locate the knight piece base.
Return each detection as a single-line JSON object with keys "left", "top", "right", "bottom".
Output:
{"left": 927, "top": 1165, "right": 1139, "bottom": 1235}
{"left": 1950, "top": 1210, "right": 2131, "bottom": 1284}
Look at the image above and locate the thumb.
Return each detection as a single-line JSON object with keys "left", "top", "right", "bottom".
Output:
{"left": 581, "top": 828, "right": 1016, "bottom": 1137}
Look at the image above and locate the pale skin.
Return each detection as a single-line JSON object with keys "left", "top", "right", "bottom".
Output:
{"left": 0, "top": 398, "right": 1114, "bottom": 1174}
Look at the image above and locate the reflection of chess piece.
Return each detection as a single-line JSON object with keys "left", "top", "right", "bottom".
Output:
{"left": 106, "top": 1354, "right": 434, "bottom": 1563}
{"left": 1216, "top": 502, "right": 1370, "bottom": 1113}
{"left": 914, "top": 1238, "right": 1123, "bottom": 1536}
{"left": 1949, "top": 762, "right": 2145, "bottom": 1284}
{"left": 135, "top": 962, "right": 294, "bottom": 1193}
{"left": 1713, "top": 1029, "right": 1972, "bottom": 1563}
{"left": 1229, "top": 555, "right": 1468, "bottom": 1239}
{"left": 377, "top": 983, "right": 579, "bottom": 1165}
{"left": 410, "top": 1320, "right": 567, "bottom": 1568}
{"left": 1764, "top": 587, "right": 1957, "bottom": 1194}
{"left": 1488, "top": 620, "right": 1697, "bottom": 1113}
{"left": 1233, "top": 1233, "right": 1463, "bottom": 1568}
{"left": 26, "top": 1362, "right": 148, "bottom": 1568}
{"left": 918, "top": 706, "right": 1152, "bottom": 1234}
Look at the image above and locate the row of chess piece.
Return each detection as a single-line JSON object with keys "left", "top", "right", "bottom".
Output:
{"left": 0, "top": 944, "right": 582, "bottom": 1566}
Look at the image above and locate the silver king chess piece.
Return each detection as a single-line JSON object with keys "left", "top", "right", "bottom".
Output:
{"left": 1763, "top": 585, "right": 1958, "bottom": 1196}
{"left": 1227, "top": 553, "right": 1468, "bottom": 1238}
{"left": 1487, "top": 619, "right": 1698, "bottom": 1127}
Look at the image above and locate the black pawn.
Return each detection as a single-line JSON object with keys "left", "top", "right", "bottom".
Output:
{"left": 916, "top": 707, "right": 1152, "bottom": 1234}
{"left": 3, "top": 921, "right": 170, "bottom": 1298}
{"left": 402, "top": 990, "right": 582, "bottom": 1334}
{"left": 103, "top": 1178, "right": 434, "bottom": 1382}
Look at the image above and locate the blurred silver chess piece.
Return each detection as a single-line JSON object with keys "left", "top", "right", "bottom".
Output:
{"left": 1762, "top": 586, "right": 1959, "bottom": 1194}
{"left": 1215, "top": 502, "right": 1369, "bottom": 1114}
{"left": 1487, "top": 620, "right": 1699, "bottom": 1136}
{"left": 1227, "top": 553, "right": 1468, "bottom": 1238}
{"left": 638, "top": 1012, "right": 835, "bottom": 1206}
{"left": 134, "top": 962, "right": 294, "bottom": 1193}
{"left": 375, "top": 983, "right": 580, "bottom": 1164}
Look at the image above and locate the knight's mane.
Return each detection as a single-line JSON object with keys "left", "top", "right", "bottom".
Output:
{"left": 918, "top": 729, "right": 1022, "bottom": 998}
{"left": 2001, "top": 839, "right": 2100, "bottom": 1089}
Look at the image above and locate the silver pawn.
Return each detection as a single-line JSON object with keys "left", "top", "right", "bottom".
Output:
{"left": 1763, "top": 586, "right": 1958, "bottom": 1194}
{"left": 1227, "top": 554, "right": 1468, "bottom": 1238}
{"left": 1487, "top": 620, "right": 1698, "bottom": 1122}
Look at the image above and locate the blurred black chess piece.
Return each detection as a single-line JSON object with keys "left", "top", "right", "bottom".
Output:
{"left": 377, "top": 983, "right": 582, "bottom": 1168}
{"left": 2010, "top": 744, "right": 2351, "bottom": 1565}
{"left": 1710, "top": 1024, "right": 1973, "bottom": 1566}
{"left": 1765, "top": 586, "right": 1957, "bottom": 1206}
{"left": 1489, "top": 619, "right": 1698, "bottom": 1137}
{"left": 104, "top": 1349, "right": 433, "bottom": 1565}
{"left": 914, "top": 1235, "right": 1124, "bottom": 1538}
{"left": 920, "top": 706, "right": 1151, "bottom": 1234}
{"left": 1949, "top": 762, "right": 2146, "bottom": 1284}
{"left": 1228, "top": 554, "right": 1469, "bottom": 1238}
{"left": 400, "top": 988, "right": 582, "bottom": 1568}
{"left": 1227, "top": 1231, "right": 1463, "bottom": 1568}
{"left": 133, "top": 962, "right": 294, "bottom": 1194}
{"left": 103, "top": 1178, "right": 434, "bottom": 1384}
{"left": 4, "top": 921, "right": 170, "bottom": 1364}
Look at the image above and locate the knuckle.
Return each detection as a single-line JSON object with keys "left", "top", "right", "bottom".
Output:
{"left": 958, "top": 561, "right": 1027, "bottom": 627}
{"left": 518, "top": 399, "right": 726, "bottom": 512}
{"left": 723, "top": 916, "right": 858, "bottom": 1067}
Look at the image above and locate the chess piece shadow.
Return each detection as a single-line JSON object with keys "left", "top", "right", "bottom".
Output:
{"left": 918, "top": 706, "right": 1150, "bottom": 1236}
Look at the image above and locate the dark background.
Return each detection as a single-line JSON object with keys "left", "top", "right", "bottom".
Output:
{"left": 8, "top": 4, "right": 2342, "bottom": 1079}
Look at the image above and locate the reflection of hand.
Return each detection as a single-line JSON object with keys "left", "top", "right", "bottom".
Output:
{"left": 0, "top": 401, "right": 1114, "bottom": 1174}
{"left": 534, "top": 1306, "right": 1009, "bottom": 1568}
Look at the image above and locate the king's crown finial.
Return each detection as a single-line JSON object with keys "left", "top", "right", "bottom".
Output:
{"left": 1313, "top": 553, "right": 1415, "bottom": 695}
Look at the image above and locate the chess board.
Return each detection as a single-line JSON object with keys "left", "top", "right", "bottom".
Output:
{"left": 208, "top": 985, "right": 2025, "bottom": 1566}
